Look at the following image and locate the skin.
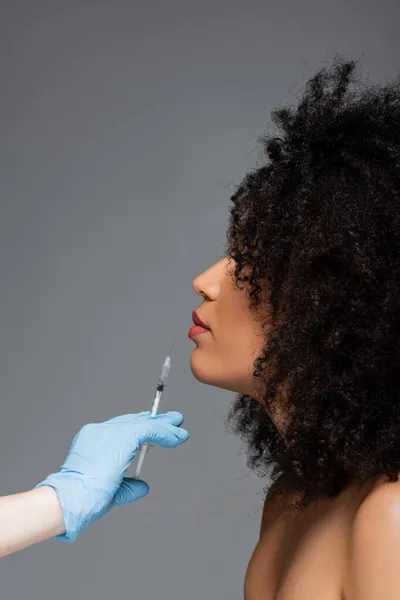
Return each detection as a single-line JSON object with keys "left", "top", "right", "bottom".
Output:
{"left": 0, "top": 487, "right": 65, "bottom": 557}
{"left": 190, "top": 256, "right": 400, "bottom": 600}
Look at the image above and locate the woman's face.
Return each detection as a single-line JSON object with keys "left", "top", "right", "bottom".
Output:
{"left": 189, "top": 258, "right": 268, "bottom": 396}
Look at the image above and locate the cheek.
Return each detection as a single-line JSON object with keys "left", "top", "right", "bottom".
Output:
{"left": 218, "top": 302, "right": 265, "bottom": 365}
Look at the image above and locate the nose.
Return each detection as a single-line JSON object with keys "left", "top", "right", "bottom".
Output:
{"left": 192, "top": 259, "right": 227, "bottom": 300}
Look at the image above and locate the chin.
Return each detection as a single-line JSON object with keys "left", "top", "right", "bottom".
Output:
{"left": 189, "top": 348, "right": 213, "bottom": 384}
{"left": 189, "top": 348, "right": 249, "bottom": 395}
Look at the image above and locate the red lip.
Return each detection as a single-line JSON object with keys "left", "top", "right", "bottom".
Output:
{"left": 192, "top": 310, "right": 210, "bottom": 330}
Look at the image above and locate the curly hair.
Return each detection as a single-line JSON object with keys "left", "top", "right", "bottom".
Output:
{"left": 224, "top": 55, "right": 400, "bottom": 510}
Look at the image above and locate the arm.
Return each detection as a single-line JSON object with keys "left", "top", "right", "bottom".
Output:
{"left": 344, "top": 481, "right": 400, "bottom": 600}
{"left": 0, "top": 411, "right": 189, "bottom": 555}
{"left": 0, "top": 487, "right": 65, "bottom": 557}
{"left": 0, "top": 411, "right": 189, "bottom": 556}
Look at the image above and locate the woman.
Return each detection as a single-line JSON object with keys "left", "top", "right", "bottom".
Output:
{"left": 1, "top": 55, "right": 399, "bottom": 599}
{"left": 189, "top": 56, "right": 400, "bottom": 599}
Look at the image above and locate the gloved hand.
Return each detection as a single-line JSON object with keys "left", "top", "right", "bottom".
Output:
{"left": 35, "top": 411, "right": 189, "bottom": 542}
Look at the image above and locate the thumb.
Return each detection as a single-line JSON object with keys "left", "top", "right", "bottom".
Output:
{"left": 111, "top": 478, "right": 150, "bottom": 507}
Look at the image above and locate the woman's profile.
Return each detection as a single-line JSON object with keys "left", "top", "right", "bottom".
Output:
{"left": 188, "top": 55, "right": 400, "bottom": 599}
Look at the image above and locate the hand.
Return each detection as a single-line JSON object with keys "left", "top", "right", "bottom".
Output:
{"left": 35, "top": 411, "right": 189, "bottom": 542}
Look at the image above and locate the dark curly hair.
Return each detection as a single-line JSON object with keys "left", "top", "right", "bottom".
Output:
{"left": 224, "top": 55, "right": 400, "bottom": 510}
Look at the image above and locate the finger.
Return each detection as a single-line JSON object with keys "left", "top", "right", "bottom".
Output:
{"left": 137, "top": 421, "right": 189, "bottom": 448}
{"left": 111, "top": 478, "right": 150, "bottom": 507}
{"left": 151, "top": 411, "right": 184, "bottom": 427}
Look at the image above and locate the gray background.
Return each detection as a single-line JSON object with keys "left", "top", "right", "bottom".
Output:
{"left": 0, "top": 1, "right": 397, "bottom": 598}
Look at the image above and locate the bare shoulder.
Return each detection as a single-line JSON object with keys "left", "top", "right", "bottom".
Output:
{"left": 352, "top": 476, "right": 400, "bottom": 533}
{"left": 356, "top": 476, "right": 400, "bottom": 515}
{"left": 344, "top": 477, "right": 400, "bottom": 600}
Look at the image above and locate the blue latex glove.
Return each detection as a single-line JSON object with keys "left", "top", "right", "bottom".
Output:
{"left": 36, "top": 411, "right": 189, "bottom": 542}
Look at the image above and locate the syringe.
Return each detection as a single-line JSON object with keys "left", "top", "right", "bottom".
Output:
{"left": 135, "top": 348, "right": 172, "bottom": 479}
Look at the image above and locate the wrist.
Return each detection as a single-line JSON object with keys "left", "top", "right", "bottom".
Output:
{"left": 31, "top": 486, "right": 66, "bottom": 538}
{"left": 36, "top": 472, "right": 117, "bottom": 542}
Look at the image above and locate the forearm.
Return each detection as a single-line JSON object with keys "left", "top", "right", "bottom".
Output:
{"left": 0, "top": 486, "right": 65, "bottom": 557}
